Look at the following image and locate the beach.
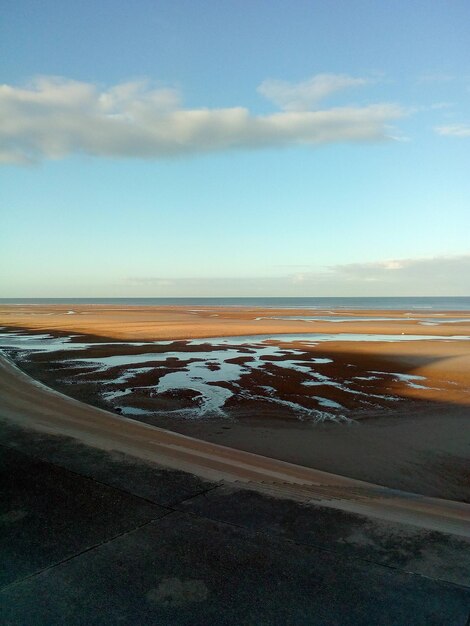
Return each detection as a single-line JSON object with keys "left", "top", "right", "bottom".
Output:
{"left": 1, "top": 303, "right": 469, "bottom": 501}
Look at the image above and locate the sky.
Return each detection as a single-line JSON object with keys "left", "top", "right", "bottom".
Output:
{"left": 1, "top": 0, "right": 469, "bottom": 297}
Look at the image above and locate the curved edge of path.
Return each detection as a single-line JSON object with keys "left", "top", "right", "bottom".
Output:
{"left": 1, "top": 352, "right": 469, "bottom": 538}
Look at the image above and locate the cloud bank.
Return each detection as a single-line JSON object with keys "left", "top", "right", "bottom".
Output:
{"left": 126, "top": 255, "right": 470, "bottom": 297}
{"left": 0, "top": 75, "right": 405, "bottom": 164}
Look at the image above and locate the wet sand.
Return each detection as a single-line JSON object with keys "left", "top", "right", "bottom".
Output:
{"left": 1, "top": 303, "right": 470, "bottom": 341}
{"left": 0, "top": 304, "right": 469, "bottom": 501}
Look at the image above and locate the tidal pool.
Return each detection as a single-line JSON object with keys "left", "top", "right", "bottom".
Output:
{"left": 0, "top": 330, "right": 458, "bottom": 422}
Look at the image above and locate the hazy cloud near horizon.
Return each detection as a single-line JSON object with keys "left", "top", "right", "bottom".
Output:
{"left": 0, "top": 75, "right": 406, "bottom": 164}
{"left": 125, "top": 255, "right": 470, "bottom": 297}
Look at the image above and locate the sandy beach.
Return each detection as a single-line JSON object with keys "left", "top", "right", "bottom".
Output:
{"left": 1, "top": 304, "right": 469, "bottom": 502}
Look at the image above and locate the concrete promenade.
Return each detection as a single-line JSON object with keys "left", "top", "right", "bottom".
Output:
{"left": 1, "top": 420, "right": 470, "bottom": 625}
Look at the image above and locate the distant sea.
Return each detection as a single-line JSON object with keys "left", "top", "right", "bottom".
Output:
{"left": 1, "top": 297, "right": 470, "bottom": 310}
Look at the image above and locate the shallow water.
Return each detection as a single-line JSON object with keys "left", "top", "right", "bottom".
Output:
{"left": 189, "top": 333, "right": 470, "bottom": 343}
{"left": 0, "top": 329, "right": 456, "bottom": 422}
{"left": 256, "top": 315, "right": 470, "bottom": 325}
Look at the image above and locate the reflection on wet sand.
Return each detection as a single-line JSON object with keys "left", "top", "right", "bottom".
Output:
{"left": 256, "top": 315, "right": 470, "bottom": 325}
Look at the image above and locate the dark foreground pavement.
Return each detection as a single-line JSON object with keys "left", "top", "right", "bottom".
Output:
{"left": 1, "top": 419, "right": 469, "bottom": 625}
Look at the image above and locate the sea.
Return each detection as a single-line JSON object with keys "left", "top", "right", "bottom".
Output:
{"left": 1, "top": 297, "right": 470, "bottom": 310}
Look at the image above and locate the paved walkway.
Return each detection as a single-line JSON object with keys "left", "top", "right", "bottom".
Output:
{"left": 1, "top": 421, "right": 469, "bottom": 625}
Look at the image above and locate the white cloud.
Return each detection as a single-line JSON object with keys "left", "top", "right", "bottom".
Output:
{"left": 435, "top": 124, "right": 470, "bottom": 138}
{"left": 0, "top": 75, "right": 405, "bottom": 164}
{"left": 258, "top": 74, "right": 368, "bottom": 111}
{"left": 383, "top": 260, "right": 405, "bottom": 270}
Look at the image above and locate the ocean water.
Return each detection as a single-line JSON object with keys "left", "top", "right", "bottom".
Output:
{"left": 1, "top": 296, "right": 470, "bottom": 310}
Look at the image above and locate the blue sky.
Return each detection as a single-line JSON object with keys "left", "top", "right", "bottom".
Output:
{"left": 1, "top": 0, "right": 469, "bottom": 296}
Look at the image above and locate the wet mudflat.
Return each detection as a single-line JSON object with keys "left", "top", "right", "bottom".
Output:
{"left": 1, "top": 329, "right": 467, "bottom": 423}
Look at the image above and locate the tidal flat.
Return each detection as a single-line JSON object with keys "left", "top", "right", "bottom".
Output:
{"left": 1, "top": 303, "right": 469, "bottom": 501}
